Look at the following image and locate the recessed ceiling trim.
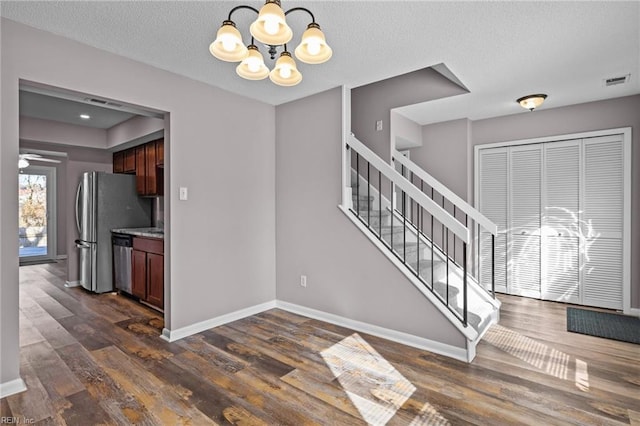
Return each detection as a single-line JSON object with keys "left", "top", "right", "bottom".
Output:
{"left": 19, "top": 81, "right": 164, "bottom": 119}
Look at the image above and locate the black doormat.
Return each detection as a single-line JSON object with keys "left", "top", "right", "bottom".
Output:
{"left": 567, "top": 307, "right": 640, "bottom": 344}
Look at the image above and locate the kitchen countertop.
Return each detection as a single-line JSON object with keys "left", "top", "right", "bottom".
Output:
{"left": 112, "top": 227, "right": 164, "bottom": 239}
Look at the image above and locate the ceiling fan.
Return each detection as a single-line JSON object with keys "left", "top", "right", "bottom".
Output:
{"left": 18, "top": 153, "right": 61, "bottom": 169}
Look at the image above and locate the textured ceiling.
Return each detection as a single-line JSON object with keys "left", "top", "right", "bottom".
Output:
{"left": 2, "top": 1, "right": 639, "bottom": 125}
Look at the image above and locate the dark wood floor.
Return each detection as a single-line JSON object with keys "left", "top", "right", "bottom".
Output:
{"left": 2, "top": 261, "right": 639, "bottom": 425}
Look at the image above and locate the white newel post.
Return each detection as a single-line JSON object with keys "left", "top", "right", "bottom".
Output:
{"left": 342, "top": 86, "right": 353, "bottom": 210}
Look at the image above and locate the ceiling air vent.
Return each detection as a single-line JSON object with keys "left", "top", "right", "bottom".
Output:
{"left": 85, "top": 97, "right": 108, "bottom": 104}
{"left": 83, "top": 98, "right": 122, "bottom": 108}
{"left": 603, "top": 74, "right": 630, "bottom": 87}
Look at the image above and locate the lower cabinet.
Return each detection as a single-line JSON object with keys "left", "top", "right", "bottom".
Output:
{"left": 132, "top": 237, "right": 164, "bottom": 310}
{"left": 146, "top": 252, "right": 164, "bottom": 308}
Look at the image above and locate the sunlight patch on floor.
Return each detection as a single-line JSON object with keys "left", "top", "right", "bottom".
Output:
{"left": 575, "top": 358, "right": 589, "bottom": 391}
{"left": 408, "top": 401, "right": 450, "bottom": 426}
{"left": 320, "top": 333, "right": 449, "bottom": 425}
{"left": 484, "top": 324, "right": 589, "bottom": 391}
{"left": 629, "top": 409, "right": 640, "bottom": 426}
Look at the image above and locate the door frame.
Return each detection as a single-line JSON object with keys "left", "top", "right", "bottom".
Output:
{"left": 18, "top": 164, "right": 57, "bottom": 264}
{"left": 474, "top": 127, "right": 632, "bottom": 315}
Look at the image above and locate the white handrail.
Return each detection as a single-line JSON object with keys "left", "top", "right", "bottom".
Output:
{"left": 393, "top": 150, "right": 497, "bottom": 235}
{"left": 348, "top": 135, "right": 470, "bottom": 243}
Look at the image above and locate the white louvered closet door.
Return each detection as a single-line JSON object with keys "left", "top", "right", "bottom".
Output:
{"left": 509, "top": 145, "right": 542, "bottom": 298}
{"left": 478, "top": 148, "right": 508, "bottom": 293}
{"left": 542, "top": 140, "right": 581, "bottom": 303}
{"left": 582, "top": 135, "right": 624, "bottom": 309}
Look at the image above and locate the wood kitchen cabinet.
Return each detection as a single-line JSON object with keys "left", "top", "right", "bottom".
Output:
{"left": 156, "top": 139, "right": 164, "bottom": 166}
{"left": 135, "top": 146, "right": 146, "bottom": 194}
{"left": 132, "top": 236, "right": 164, "bottom": 310}
{"left": 134, "top": 140, "right": 163, "bottom": 196}
{"left": 114, "top": 138, "right": 163, "bottom": 196}
{"left": 146, "top": 252, "right": 164, "bottom": 308}
{"left": 144, "top": 141, "right": 159, "bottom": 196}
{"left": 113, "top": 148, "right": 136, "bottom": 174}
{"left": 123, "top": 148, "right": 136, "bottom": 173}
{"left": 113, "top": 151, "right": 124, "bottom": 173}
{"left": 131, "top": 249, "right": 147, "bottom": 299}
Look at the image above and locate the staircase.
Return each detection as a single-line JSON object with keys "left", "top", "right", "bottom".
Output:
{"left": 341, "top": 134, "right": 500, "bottom": 361}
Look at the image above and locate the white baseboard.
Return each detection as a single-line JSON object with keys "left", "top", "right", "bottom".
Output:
{"left": 0, "top": 378, "right": 27, "bottom": 398}
{"left": 64, "top": 280, "right": 81, "bottom": 288}
{"left": 157, "top": 298, "right": 475, "bottom": 362}
{"left": 160, "top": 300, "right": 277, "bottom": 342}
{"left": 626, "top": 307, "right": 640, "bottom": 317}
{"left": 275, "top": 300, "right": 471, "bottom": 363}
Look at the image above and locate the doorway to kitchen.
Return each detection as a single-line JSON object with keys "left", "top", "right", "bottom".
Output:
{"left": 17, "top": 81, "right": 169, "bottom": 338}
{"left": 18, "top": 165, "right": 57, "bottom": 264}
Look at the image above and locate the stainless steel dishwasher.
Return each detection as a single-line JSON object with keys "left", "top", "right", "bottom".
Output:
{"left": 112, "top": 233, "right": 133, "bottom": 295}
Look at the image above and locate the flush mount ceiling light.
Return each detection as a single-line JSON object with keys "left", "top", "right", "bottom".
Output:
{"left": 209, "top": 0, "right": 332, "bottom": 87}
{"left": 517, "top": 94, "right": 548, "bottom": 111}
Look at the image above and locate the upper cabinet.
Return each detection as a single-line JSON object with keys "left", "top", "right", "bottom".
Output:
{"left": 114, "top": 148, "right": 137, "bottom": 174}
{"left": 123, "top": 149, "right": 136, "bottom": 173}
{"left": 141, "top": 140, "right": 159, "bottom": 196}
{"left": 113, "top": 138, "right": 164, "bottom": 197}
{"left": 156, "top": 140, "right": 164, "bottom": 167}
{"left": 135, "top": 145, "right": 146, "bottom": 194}
{"left": 113, "top": 151, "right": 124, "bottom": 173}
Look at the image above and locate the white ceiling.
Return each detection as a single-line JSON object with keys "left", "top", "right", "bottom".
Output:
{"left": 2, "top": 1, "right": 639, "bottom": 125}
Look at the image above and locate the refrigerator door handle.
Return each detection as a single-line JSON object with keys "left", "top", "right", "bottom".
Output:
{"left": 75, "top": 181, "right": 82, "bottom": 234}
{"left": 75, "top": 239, "right": 90, "bottom": 249}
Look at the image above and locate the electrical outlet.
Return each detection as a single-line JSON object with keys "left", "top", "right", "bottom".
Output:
{"left": 300, "top": 275, "right": 307, "bottom": 287}
{"left": 376, "top": 120, "right": 383, "bottom": 131}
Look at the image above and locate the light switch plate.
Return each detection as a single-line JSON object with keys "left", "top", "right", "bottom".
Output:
{"left": 376, "top": 120, "right": 383, "bottom": 131}
{"left": 179, "top": 187, "right": 188, "bottom": 201}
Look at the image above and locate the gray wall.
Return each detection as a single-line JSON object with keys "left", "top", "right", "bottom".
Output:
{"left": 413, "top": 118, "right": 471, "bottom": 200}
{"left": 275, "top": 87, "right": 466, "bottom": 348}
{"left": 408, "top": 95, "right": 640, "bottom": 309}
{"left": 351, "top": 68, "right": 467, "bottom": 161}
{"left": 391, "top": 111, "right": 423, "bottom": 150}
{"left": 1, "top": 19, "right": 276, "bottom": 386}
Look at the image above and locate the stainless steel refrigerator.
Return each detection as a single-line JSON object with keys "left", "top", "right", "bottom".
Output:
{"left": 75, "top": 172, "right": 151, "bottom": 293}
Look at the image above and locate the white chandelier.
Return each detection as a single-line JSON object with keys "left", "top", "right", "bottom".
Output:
{"left": 209, "top": 0, "right": 332, "bottom": 87}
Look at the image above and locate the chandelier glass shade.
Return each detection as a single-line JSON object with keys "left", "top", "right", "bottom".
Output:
{"left": 250, "top": 1, "right": 292, "bottom": 45}
{"left": 269, "top": 51, "right": 302, "bottom": 86}
{"left": 209, "top": 21, "right": 248, "bottom": 62}
{"left": 517, "top": 94, "right": 548, "bottom": 111}
{"left": 295, "top": 23, "right": 332, "bottom": 64}
{"left": 236, "top": 45, "right": 270, "bottom": 80}
{"left": 209, "top": 0, "right": 332, "bottom": 87}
